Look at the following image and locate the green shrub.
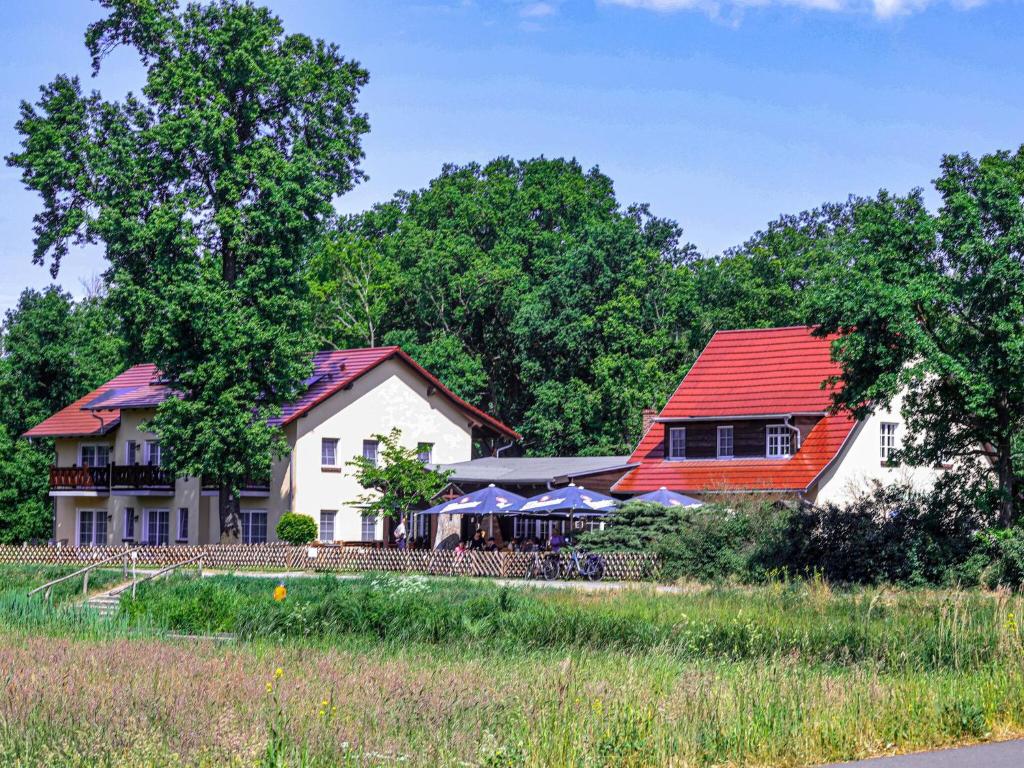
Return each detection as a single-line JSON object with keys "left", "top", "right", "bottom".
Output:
{"left": 979, "top": 527, "right": 1024, "bottom": 589}
{"left": 275, "top": 513, "right": 318, "bottom": 545}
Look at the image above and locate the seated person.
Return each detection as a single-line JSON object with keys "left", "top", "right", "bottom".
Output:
{"left": 484, "top": 537, "right": 498, "bottom": 552}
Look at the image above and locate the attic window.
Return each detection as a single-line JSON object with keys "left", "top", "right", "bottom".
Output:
{"left": 766, "top": 425, "right": 791, "bottom": 458}
{"left": 668, "top": 427, "right": 686, "bottom": 460}
{"left": 717, "top": 426, "right": 734, "bottom": 459}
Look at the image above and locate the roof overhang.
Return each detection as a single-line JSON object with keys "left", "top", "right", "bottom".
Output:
{"left": 655, "top": 412, "right": 827, "bottom": 423}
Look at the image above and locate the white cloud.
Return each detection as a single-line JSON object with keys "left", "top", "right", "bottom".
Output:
{"left": 601, "top": 0, "right": 987, "bottom": 18}
{"left": 520, "top": 1, "right": 559, "bottom": 16}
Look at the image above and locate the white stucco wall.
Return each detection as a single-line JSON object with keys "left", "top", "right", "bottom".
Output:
{"left": 808, "top": 398, "right": 945, "bottom": 506}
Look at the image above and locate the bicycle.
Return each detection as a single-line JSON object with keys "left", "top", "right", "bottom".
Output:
{"left": 560, "top": 549, "right": 606, "bottom": 581}
{"left": 526, "top": 550, "right": 560, "bottom": 581}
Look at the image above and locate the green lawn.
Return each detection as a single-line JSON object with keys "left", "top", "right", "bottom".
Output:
{"left": 0, "top": 569, "right": 1021, "bottom": 766}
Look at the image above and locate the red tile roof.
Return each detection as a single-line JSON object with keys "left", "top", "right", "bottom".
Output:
{"left": 613, "top": 327, "right": 856, "bottom": 494}
{"left": 24, "top": 348, "right": 519, "bottom": 441}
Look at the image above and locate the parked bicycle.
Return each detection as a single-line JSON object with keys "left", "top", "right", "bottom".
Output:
{"left": 526, "top": 550, "right": 560, "bottom": 581}
{"left": 560, "top": 549, "right": 606, "bottom": 581}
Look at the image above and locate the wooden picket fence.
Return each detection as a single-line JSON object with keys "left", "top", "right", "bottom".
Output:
{"left": 0, "top": 544, "right": 658, "bottom": 581}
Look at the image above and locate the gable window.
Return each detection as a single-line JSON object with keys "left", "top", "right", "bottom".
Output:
{"left": 362, "top": 440, "right": 379, "bottom": 467}
{"left": 177, "top": 507, "right": 189, "bottom": 542}
{"left": 361, "top": 515, "right": 377, "bottom": 542}
{"left": 144, "top": 441, "right": 162, "bottom": 467}
{"left": 667, "top": 427, "right": 686, "bottom": 460}
{"left": 319, "top": 510, "right": 336, "bottom": 543}
{"left": 880, "top": 422, "right": 898, "bottom": 461}
{"left": 416, "top": 443, "right": 433, "bottom": 464}
{"left": 717, "top": 426, "right": 734, "bottom": 459}
{"left": 123, "top": 507, "right": 135, "bottom": 542}
{"left": 766, "top": 425, "right": 792, "bottom": 458}
{"left": 80, "top": 445, "right": 110, "bottom": 468}
{"left": 125, "top": 440, "right": 138, "bottom": 465}
{"left": 321, "top": 438, "right": 339, "bottom": 468}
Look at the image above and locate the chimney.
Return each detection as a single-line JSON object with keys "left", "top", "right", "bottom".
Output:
{"left": 641, "top": 407, "right": 658, "bottom": 437}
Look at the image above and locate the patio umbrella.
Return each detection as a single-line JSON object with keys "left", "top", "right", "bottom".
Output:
{"left": 632, "top": 487, "right": 703, "bottom": 508}
{"left": 512, "top": 483, "right": 619, "bottom": 543}
{"left": 419, "top": 484, "right": 527, "bottom": 538}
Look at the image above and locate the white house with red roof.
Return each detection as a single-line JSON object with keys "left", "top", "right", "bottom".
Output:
{"left": 613, "top": 326, "right": 943, "bottom": 504}
{"left": 24, "top": 347, "right": 518, "bottom": 547}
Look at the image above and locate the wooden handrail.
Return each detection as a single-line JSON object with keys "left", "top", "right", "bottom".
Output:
{"left": 28, "top": 548, "right": 143, "bottom": 602}
{"left": 109, "top": 552, "right": 205, "bottom": 600}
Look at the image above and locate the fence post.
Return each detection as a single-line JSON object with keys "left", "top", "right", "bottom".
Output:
{"left": 197, "top": 556, "right": 203, "bottom": 579}
{"left": 83, "top": 569, "right": 89, "bottom": 596}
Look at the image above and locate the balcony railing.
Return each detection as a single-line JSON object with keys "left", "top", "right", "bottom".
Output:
{"left": 201, "top": 477, "right": 271, "bottom": 496}
{"left": 49, "top": 465, "right": 110, "bottom": 492}
{"left": 49, "top": 463, "right": 176, "bottom": 493}
{"left": 111, "top": 464, "right": 174, "bottom": 491}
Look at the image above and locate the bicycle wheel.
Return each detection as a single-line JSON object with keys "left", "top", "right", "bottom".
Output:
{"left": 583, "top": 555, "right": 605, "bottom": 581}
{"left": 541, "top": 556, "right": 560, "bottom": 581}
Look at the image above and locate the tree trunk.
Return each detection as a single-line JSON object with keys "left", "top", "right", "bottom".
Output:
{"left": 996, "top": 446, "right": 1016, "bottom": 528}
{"left": 219, "top": 486, "right": 242, "bottom": 544}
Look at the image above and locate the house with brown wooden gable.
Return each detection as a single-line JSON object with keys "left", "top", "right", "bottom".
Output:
{"left": 24, "top": 347, "right": 518, "bottom": 547}
{"left": 613, "top": 326, "right": 944, "bottom": 504}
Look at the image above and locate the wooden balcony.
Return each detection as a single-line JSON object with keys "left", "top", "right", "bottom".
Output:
{"left": 201, "top": 477, "right": 271, "bottom": 497}
{"left": 110, "top": 464, "right": 175, "bottom": 492}
{"left": 49, "top": 466, "right": 110, "bottom": 493}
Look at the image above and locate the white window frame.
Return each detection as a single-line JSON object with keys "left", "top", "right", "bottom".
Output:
{"left": 76, "top": 509, "right": 107, "bottom": 547}
{"left": 319, "top": 510, "right": 336, "bottom": 543}
{"left": 144, "top": 440, "right": 162, "bottom": 467}
{"left": 766, "top": 425, "right": 792, "bottom": 458}
{"left": 362, "top": 439, "right": 379, "bottom": 467}
{"left": 321, "top": 438, "right": 339, "bottom": 468}
{"left": 667, "top": 427, "right": 686, "bottom": 460}
{"left": 361, "top": 515, "right": 378, "bottom": 542}
{"left": 142, "top": 508, "right": 170, "bottom": 546}
{"left": 880, "top": 422, "right": 898, "bottom": 461}
{"left": 125, "top": 440, "right": 138, "bottom": 465}
{"left": 79, "top": 444, "right": 111, "bottom": 468}
{"left": 413, "top": 512, "right": 430, "bottom": 541}
{"left": 123, "top": 507, "right": 135, "bottom": 542}
{"left": 240, "top": 509, "right": 268, "bottom": 544}
{"left": 717, "top": 426, "right": 734, "bottom": 459}
{"left": 416, "top": 443, "right": 433, "bottom": 464}
{"left": 176, "top": 507, "right": 189, "bottom": 542}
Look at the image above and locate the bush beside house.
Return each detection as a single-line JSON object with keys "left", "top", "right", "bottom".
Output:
{"left": 276, "top": 513, "right": 318, "bottom": 546}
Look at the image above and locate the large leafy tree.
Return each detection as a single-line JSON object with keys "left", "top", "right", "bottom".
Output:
{"left": 0, "top": 287, "right": 124, "bottom": 542}
{"left": 8, "top": 0, "right": 369, "bottom": 541}
{"left": 808, "top": 147, "right": 1024, "bottom": 526}
{"left": 322, "top": 157, "right": 698, "bottom": 455}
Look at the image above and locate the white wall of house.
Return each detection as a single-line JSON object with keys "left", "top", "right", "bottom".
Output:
{"left": 288, "top": 357, "right": 474, "bottom": 543}
{"left": 808, "top": 398, "right": 945, "bottom": 506}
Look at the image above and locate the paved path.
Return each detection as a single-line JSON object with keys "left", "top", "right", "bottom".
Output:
{"left": 821, "top": 739, "right": 1024, "bottom": 767}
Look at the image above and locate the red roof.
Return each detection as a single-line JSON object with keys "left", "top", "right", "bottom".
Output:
{"left": 24, "top": 347, "right": 519, "bottom": 441}
{"left": 613, "top": 327, "right": 856, "bottom": 494}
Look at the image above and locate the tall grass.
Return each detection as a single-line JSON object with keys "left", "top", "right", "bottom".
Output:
{"left": 122, "top": 573, "right": 1023, "bottom": 672}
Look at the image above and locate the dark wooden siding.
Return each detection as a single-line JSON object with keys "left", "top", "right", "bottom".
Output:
{"left": 662, "top": 416, "right": 825, "bottom": 459}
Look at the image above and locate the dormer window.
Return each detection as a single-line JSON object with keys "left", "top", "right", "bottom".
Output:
{"left": 766, "top": 425, "right": 791, "bottom": 458}
{"left": 668, "top": 427, "right": 686, "bottom": 460}
{"left": 717, "top": 426, "right": 734, "bottom": 459}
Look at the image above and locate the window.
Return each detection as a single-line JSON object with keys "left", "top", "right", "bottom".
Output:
{"left": 668, "top": 427, "right": 686, "bottom": 460}
{"left": 241, "top": 510, "right": 267, "bottom": 544}
{"left": 321, "top": 438, "right": 339, "bottom": 467}
{"left": 144, "top": 440, "right": 162, "bottom": 467}
{"left": 177, "top": 507, "right": 189, "bottom": 542}
{"left": 766, "top": 425, "right": 792, "bottom": 458}
{"left": 413, "top": 513, "right": 430, "bottom": 541}
{"left": 125, "top": 440, "right": 138, "bottom": 465}
{"left": 78, "top": 510, "right": 107, "bottom": 547}
{"left": 717, "top": 426, "right": 734, "bottom": 459}
{"left": 513, "top": 517, "right": 554, "bottom": 542}
{"left": 143, "top": 509, "right": 169, "bottom": 546}
{"left": 123, "top": 507, "right": 135, "bottom": 542}
{"left": 880, "top": 422, "right": 898, "bottom": 461}
{"left": 80, "top": 445, "right": 110, "bottom": 468}
{"left": 362, "top": 439, "right": 379, "bottom": 467}
{"left": 416, "top": 443, "right": 433, "bottom": 464}
{"left": 319, "top": 510, "right": 336, "bottom": 543}
{"left": 361, "top": 515, "right": 378, "bottom": 542}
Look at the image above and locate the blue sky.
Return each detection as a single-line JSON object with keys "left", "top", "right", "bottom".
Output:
{"left": 1, "top": 0, "right": 1022, "bottom": 314}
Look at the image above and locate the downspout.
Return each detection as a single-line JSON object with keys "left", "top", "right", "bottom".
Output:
{"left": 495, "top": 440, "right": 515, "bottom": 458}
{"left": 782, "top": 416, "right": 801, "bottom": 453}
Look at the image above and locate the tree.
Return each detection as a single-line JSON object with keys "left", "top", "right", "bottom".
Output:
{"left": 0, "top": 287, "right": 124, "bottom": 542}
{"left": 346, "top": 428, "right": 451, "bottom": 522}
{"left": 807, "top": 147, "right": 1024, "bottom": 526}
{"left": 326, "top": 157, "right": 697, "bottom": 455}
{"left": 8, "top": 0, "right": 370, "bottom": 541}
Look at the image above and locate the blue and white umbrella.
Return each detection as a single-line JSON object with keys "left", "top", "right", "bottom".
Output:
{"left": 632, "top": 487, "right": 703, "bottom": 508}
{"left": 420, "top": 484, "right": 526, "bottom": 516}
{"left": 512, "top": 483, "right": 619, "bottom": 517}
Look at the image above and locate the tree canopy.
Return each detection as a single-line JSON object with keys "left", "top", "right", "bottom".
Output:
{"left": 7, "top": 0, "right": 369, "bottom": 540}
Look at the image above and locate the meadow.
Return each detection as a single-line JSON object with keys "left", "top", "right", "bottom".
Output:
{"left": 1, "top": 568, "right": 1023, "bottom": 767}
